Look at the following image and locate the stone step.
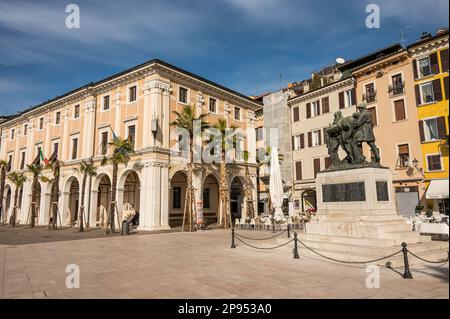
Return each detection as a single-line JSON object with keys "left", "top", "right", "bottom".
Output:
{"left": 382, "top": 231, "right": 424, "bottom": 244}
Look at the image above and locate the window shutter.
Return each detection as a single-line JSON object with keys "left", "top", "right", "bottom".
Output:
{"left": 324, "top": 157, "right": 332, "bottom": 169}
{"left": 338, "top": 92, "right": 345, "bottom": 109}
{"left": 295, "top": 162, "right": 302, "bottom": 181}
{"left": 313, "top": 158, "right": 321, "bottom": 178}
{"left": 318, "top": 130, "right": 322, "bottom": 145}
{"left": 322, "top": 97, "right": 329, "bottom": 113}
{"left": 444, "top": 76, "right": 449, "bottom": 100}
{"left": 351, "top": 88, "right": 357, "bottom": 106}
{"left": 415, "top": 84, "right": 421, "bottom": 106}
{"left": 292, "top": 136, "right": 295, "bottom": 150}
{"left": 317, "top": 100, "right": 321, "bottom": 115}
{"left": 412, "top": 59, "right": 418, "bottom": 79}
{"left": 418, "top": 120, "right": 425, "bottom": 143}
{"left": 306, "top": 103, "right": 311, "bottom": 118}
{"left": 440, "top": 49, "right": 449, "bottom": 72}
{"left": 300, "top": 133, "right": 305, "bottom": 149}
{"left": 437, "top": 116, "right": 447, "bottom": 140}
{"left": 433, "top": 79, "right": 442, "bottom": 101}
{"left": 307, "top": 132, "right": 312, "bottom": 147}
{"left": 398, "top": 144, "right": 409, "bottom": 154}
{"left": 394, "top": 100, "right": 406, "bottom": 121}
{"left": 430, "top": 52, "right": 439, "bottom": 75}
{"left": 293, "top": 107, "right": 300, "bottom": 122}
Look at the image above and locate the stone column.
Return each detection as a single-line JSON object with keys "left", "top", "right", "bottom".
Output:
{"left": 114, "top": 92, "right": 121, "bottom": 137}
{"left": 247, "top": 111, "right": 256, "bottom": 164}
{"left": 39, "top": 181, "right": 51, "bottom": 226}
{"left": 160, "top": 166, "right": 170, "bottom": 228}
{"left": 25, "top": 121, "right": 35, "bottom": 163}
{"left": 60, "top": 107, "right": 70, "bottom": 161}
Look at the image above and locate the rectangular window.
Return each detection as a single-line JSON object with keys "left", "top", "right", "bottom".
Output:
{"left": 23, "top": 124, "right": 27, "bottom": 136}
{"left": 420, "top": 82, "right": 434, "bottom": 104}
{"left": 71, "top": 138, "right": 78, "bottom": 160}
{"left": 173, "top": 186, "right": 182, "bottom": 209}
{"left": 7, "top": 154, "right": 13, "bottom": 172}
{"left": 427, "top": 154, "right": 442, "bottom": 171}
{"left": 312, "top": 100, "right": 320, "bottom": 117}
{"left": 179, "top": 87, "right": 188, "bottom": 104}
{"left": 10, "top": 128, "right": 14, "bottom": 140}
{"left": 368, "top": 107, "right": 377, "bottom": 126}
{"left": 397, "top": 144, "right": 410, "bottom": 168}
{"left": 322, "top": 96, "right": 330, "bottom": 113}
{"left": 39, "top": 117, "right": 44, "bottom": 130}
{"left": 234, "top": 107, "right": 241, "bottom": 121}
{"left": 345, "top": 89, "right": 355, "bottom": 106}
{"left": 129, "top": 86, "right": 137, "bottom": 103}
{"left": 324, "top": 157, "right": 332, "bottom": 169}
{"left": 74, "top": 105, "right": 80, "bottom": 118}
{"left": 128, "top": 125, "right": 136, "bottom": 149}
{"left": 418, "top": 56, "right": 432, "bottom": 78}
{"left": 103, "top": 95, "right": 110, "bottom": 110}
{"left": 293, "top": 107, "right": 300, "bottom": 121}
{"left": 424, "top": 118, "right": 439, "bottom": 141}
{"left": 364, "top": 83, "right": 376, "bottom": 103}
{"left": 203, "top": 188, "right": 210, "bottom": 209}
{"left": 313, "top": 158, "right": 321, "bottom": 178}
{"left": 390, "top": 74, "right": 404, "bottom": 96}
{"left": 209, "top": 98, "right": 217, "bottom": 113}
{"left": 101, "top": 131, "right": 108, "bottom": 155}
{"left": 20, "top": 151, "right": 26, "bottom": 170}
{"left": 312, "top": 130, "right": 321, "bottom": 146}
{"left": 394, "top": 99, "right": 406, "bottom": 121}
{"left": 295, "top": 161, "right": 302, "bottom": 181}
{"left": 256, "top": 127, "right": 264, "bottom": 141}
{"left": 55, "top": 111, "right": 61, "bottom": 125}
{"left": 53, "top": 142, "right": 59, "bottom": 158}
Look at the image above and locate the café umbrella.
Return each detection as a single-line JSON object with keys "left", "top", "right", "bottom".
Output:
{"left": 269, "top": 147, "right": 284, "bottom": 222}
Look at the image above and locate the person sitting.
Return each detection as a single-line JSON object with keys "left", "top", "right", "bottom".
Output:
{"left": 129, "top": 211, "right": 139, "bottom": 226}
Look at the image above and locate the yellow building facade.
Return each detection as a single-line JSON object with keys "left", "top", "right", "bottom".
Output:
{"left": 408, "top": 30, "right": 449, "bottom": 215}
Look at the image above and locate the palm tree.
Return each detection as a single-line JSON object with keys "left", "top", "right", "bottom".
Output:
{"left": 0, "top": 160, "right": 8, "bottom": 224}
{"left": 170, "top": 105, "right": 209, "bottom": 232}
{"left": 26, "top": 163, "right": 49, "bottom": 227}
{"left": 7, "top": 172, "right": 27, "bottom": 227}
{"left": 46, "top": 160, "right": 60, "bottom": 230}
{"left": 243, "top": 151, "right": 255, "bottom": 220}
{"left": 101, "top": 135, "right": 134, "bottom": 233}
{"left": 78, "top": 159, "right": 97, "bottom": 232}
{"left": 211, "top": 118, "right": 238, "bottom": 229}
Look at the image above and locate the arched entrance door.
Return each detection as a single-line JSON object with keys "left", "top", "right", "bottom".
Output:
{"left": 96, "top": 174, "right": 111, "bottom": 227}
{"left": 169, "top": 171, "right": 187, "bottom": 228}
{"left": 122, "top": 171, "right": 140, "bottom": 222}
{"left": 230, "top": 177, "right": 244, "bottom": 224}
{"left": 68, "top": 179, "right": 80, "bottom": 225}
{"left": 202, "top": 174, "right": 219, "bottom": 228}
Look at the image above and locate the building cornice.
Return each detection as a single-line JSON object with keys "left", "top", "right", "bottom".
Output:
{"left": 287, "top": 77, "right": 354, "bottom": 106}
{"left": 408, "top": 36, "right": 449, "bottom": 57}
{"left": 352, "top": 51, "right": 410, "bottom": 78}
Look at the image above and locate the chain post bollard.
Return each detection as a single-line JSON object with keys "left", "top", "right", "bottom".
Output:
{"left": 231, "top": 228, "right": 236, "bottom": 249}
{"left": 402, "top": 242, "right": 413, "bottom": 279}
{"left": 293, "top": 232, "right": 299, "bottom": 259}
{"left": 287, "top": 224, "right": 291, "bottom": 239}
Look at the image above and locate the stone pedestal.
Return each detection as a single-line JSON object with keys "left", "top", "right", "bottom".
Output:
{"left": 298, "top": 167, "right": 448, "bottom": 266}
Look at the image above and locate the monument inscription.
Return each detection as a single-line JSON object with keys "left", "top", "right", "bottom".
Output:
{"left": 376, "top": 181, "right": 389, "bottom": 201}
{"left": 322, "top": 182, "right": 366, "bottom": 202}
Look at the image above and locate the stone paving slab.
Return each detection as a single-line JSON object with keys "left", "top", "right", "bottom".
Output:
{"left": 0, "top": 227, "right": 448, "bottom": 299}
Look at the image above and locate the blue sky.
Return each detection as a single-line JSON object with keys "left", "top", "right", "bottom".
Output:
{"left": 0, "top": 0, "right": 448, "bottom": 115}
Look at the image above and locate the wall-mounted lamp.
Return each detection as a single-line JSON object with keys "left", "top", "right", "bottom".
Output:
{"left": 151, "top": 118, "right": 158, "bottom": 144}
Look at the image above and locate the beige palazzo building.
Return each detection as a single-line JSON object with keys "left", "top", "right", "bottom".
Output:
{"left": 0, "top": 59, "right": 261, "bottom": 230}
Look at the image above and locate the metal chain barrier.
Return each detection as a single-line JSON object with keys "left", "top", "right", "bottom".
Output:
{"left": 407, "top": 249, "right": 449, "bottom": 264}
{"left": 234, "top": 236, "right": 295, "bottom": 250}
{"left": 295, "top": 236, "right": 403, "bottom": 264}
{"left": 234, "top": 229, "right": 287, "bottom": 241}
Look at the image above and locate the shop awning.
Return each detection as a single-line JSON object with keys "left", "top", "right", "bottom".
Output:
{"left": 426, "top": 179, "right": 449, "bottom": 199}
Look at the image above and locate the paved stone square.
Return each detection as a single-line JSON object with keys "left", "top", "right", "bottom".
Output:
{"left": 0, "top": 225, "right": 448, "bottom": 299}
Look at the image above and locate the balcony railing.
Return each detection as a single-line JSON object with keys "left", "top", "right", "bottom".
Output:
{"left": 363, "top": 91, "right": 377, "bottom": 103}
{"left": 388, "top": 82, "right": 405, "bottom": 97}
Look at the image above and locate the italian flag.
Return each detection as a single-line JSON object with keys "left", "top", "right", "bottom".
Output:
{"left": 39, "top": 149, "right": 49, "bottom": 166}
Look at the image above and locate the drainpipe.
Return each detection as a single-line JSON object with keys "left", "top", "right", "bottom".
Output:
{"left": 86, "top": 89, "right": 97, "bottom": 227}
